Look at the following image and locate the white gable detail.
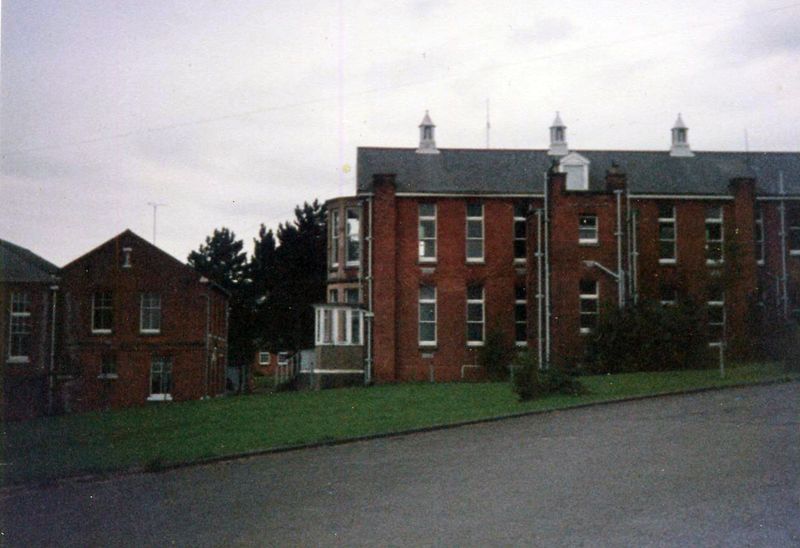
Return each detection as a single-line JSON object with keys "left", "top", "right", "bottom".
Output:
{"left": 560, "top": 152, "right": 590, "bottom": 190}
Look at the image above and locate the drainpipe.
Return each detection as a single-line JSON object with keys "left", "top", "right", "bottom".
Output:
{"left": 614, "top": 189, "right": 625, "bottom": 308}
{"left": 48, "top": 284, "right": 59, "bottom": 415}
{"left": 631, "top": 209, "right": 639, "bottom": 303}
{"left": 365, "top": 196, "right": 374, "bottom": 384}
{"left": 543, "top": 172, "right": 551, "bottom": 369}
{"left": 778, "top": 172, "right": 789, "bottom": 319}
{"left": 199, "top": 281, "right": 211, "bottom": 398}
{"left": 535, "top": 209, "right": 543, "bottom": 368}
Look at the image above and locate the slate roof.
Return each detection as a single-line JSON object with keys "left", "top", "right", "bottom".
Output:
{"left": 0, "top": 239, "right": 59, "bottom": 283}
{"left": 357, "top": 147, "right": 800, "bottom": 196}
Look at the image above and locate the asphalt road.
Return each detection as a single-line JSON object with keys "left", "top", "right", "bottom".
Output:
{"left": 2, "top": 383, "right": 799, "bottom": 547}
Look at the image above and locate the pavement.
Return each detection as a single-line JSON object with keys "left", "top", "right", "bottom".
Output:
{"left": 2, "top": 382, "right": 798, "bottom": 547}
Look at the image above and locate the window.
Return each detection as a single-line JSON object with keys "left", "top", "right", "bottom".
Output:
{"left": 419, "top": 285, "right": 436, "bottom": 345}
{"left": 258, "top": 352, "right": 270, "bottom": 365}
{"left": 660, "top": 285, "right": 677, "bottom": 306}
{"left": 122, "top": 247, "right": 132, "bottom": 268}
{"left": 100, "top": 354, "right": 117, "bottom": 378}
{"left": 705, "top": 206, "right": 724, "bottom": 264}
{"left": 514, "top": 202, "right": 527, "bottom": 262}
{"left": 466, "top": 285, "right": 485, "bottom": 345}
{"left": 755, "top": 207, "right": 765, "bottom": 265}
{"left": 658, "top": 204, "right": 677, "bottom": 263}
{"left": 418, "top": 203, "right": 437, "bottom": 262}
{"left": 789, "top": 206, "right": 800, "bottom": 256}
{"left": 350, "top": 312, "right": 361, "bottom": 345}
{"left": 314, "top": 307, "right": 364, "bottom": 346}
{"left": 330, "top": 209, "right": 340, "bottom": 268}
{"left": 579, "top": 280, "right": 599, "bottom": 334}
{"left": 345, "top": 288, "right": 360, "bottom": 304}
{"left": 140, "top": 293, "right": 161, "bottom": 334}
{"left": 346, "top": 208, "right": 360, "bottom": 266}
{"left": 149, "top": 357, "right": 173, "bottom": 401}
{"left": 466, "top": 203, "right": 484, "bottom": 262}
{"left": 8, "top": 292, "right": 31, "bottom": 362}
{"left": 579, "top": 215, "right": 598, "bottom": 244}
{"left": 329, "top": 289, "right": 338, "bottom": 303}
{"left": 277, "top": 352, "right": 290, "bottom": 365}
{"left": 92, "top": 291, "right": 113, "bottom": 333}
{"left": 515, "top": 285, "right": 527, "bottom": 346}
{"left": 323, "top": 309, "right": 333, "bottom": 343}
{"left": 708, "top": 287, "right": 725, "bottom": 346}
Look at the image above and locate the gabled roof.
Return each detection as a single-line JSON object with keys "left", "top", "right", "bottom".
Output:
{"left": 0, "top": 239, "right": 59, "bottom": 283}
{"left": 356, "top": 147, "right": 800, "bottom": 196}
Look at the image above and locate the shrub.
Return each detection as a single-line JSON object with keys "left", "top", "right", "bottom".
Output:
{"left": 512, "top": 351, "right": 587, "bottom": 401}
{"left": 478, "top": 328, "right": 516, "bottom": 381}
{"left": 585, "top": 298, "right": 711, "bottom": 374}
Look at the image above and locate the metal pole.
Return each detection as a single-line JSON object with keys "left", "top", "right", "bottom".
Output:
{"left": 536, "top": 209, "right": 543, "bottom": 368}
{"left": 614, "top": 189, "right": 625, "bottom": 308}
{"left": 543, "top": 173, "right": 551, "bottom": 369}
{"left": 632, "top": 210, "right": 639, "bottom": 303}
{"left": 147, "top": 202, "right": 166, "bottom": 245}
{"left": 778, "top": 172, "right": 789, "bottom": 319}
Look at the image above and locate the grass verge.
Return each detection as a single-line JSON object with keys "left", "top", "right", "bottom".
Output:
{"left": 2, "top": 363, "right": 796, "bottom": 487}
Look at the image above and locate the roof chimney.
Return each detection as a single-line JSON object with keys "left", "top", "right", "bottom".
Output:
{"left": 416, "top": 111, "right": 439, "bottom": 154}
{"left": 548, "top": 112, "right": 568, "bottom": 156}
{"left": 670, "top": 113, "right": 694, "bottom": 157}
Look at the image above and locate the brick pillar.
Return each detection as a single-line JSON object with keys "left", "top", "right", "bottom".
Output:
{"left": 727, "top": 177, "right": 758, "bottom": 358}
{"left": 371, "top": 174, "right": 398, "bottom": 381}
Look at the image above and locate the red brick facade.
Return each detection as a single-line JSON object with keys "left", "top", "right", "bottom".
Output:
{"left": 57, "top": 230, "right": 228, "bottom": 412}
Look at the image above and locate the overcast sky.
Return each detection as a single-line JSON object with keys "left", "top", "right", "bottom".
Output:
{"left": 1, "top": 0, "right": 799, "bottom": 266}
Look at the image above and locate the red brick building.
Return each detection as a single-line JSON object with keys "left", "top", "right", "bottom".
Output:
{"left": 56, "top": 230, "right": 228, "bottom": 412}
{"left": 313, "top": 112, "right": 800, "bottom": 384}
{"left": 1, "top": 240, "right": 59, "bottom": 420}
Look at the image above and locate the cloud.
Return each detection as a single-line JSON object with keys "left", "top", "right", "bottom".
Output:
{"left": 510, "top": 16, "right": 575, "bottom": 46}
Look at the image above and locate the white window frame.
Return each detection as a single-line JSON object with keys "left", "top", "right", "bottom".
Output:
{"left": 579, "top": 215, "right": 598, "bottom": 245}
{"left": 418, "top": 203, "right": 437, "bottom": 262}
{"left": 419, "top": 286, "right": 437, "bottom": 346}
{"left": 140, "top": 293, "right": 161, "bottom": 334}
{"left": 513, "top": 202, "right": 527, "bottom": 263}
{"left": 345, "top": 208, "right": 361, "bottom": 267}
{"left": 515, "top": 285, "right": 527, "bottom": 347}
{"left": 708, "top": 293, "right": 725, "bottom": 347}
{"left": 344, "top": 288, "right": 360, "bottom": 304}
{"left": 705, "top": 206, "right": 724, "bottom": 265}
{"left": 148, "top": 356, "right": 173, "bottom": 401}
{"left": 98, "top": 353, "right": 118, "bottom": 379}
{"left": 258, "top": 352, "right": 270, "bottom": 365}
{"left": 329, "top": 289, "right": 338, "bottom": 303}
{"left": 466, "top": 203, "right": 484, "bottom": 263}
{"left": 8, "top": 292, "right": 32, "bottom": 363}
{"left": 314, "top": 306, "right": 365, "bottom": 347}
{"left": 330, "top": 209, "right": 340, "bottom": 268}
{"left": 658, "top": 204, "right": 677, "bottom": 264}
{"left": 466, "top": 285, "right": 485, "bottom": 346}
{"left": 579, "top": 280, "right": 599, "bottom": 334}
{"left": 789, "top": 206, "right": 800, "bottom": 256}
{"left": 92, "top": 291, "right": 113, "bottom": 334}
{"left": 755, "top": 207, "right": 765, "bottom": 265}
{"left": 277, "top": 352, "right": 290, "bottom": 366}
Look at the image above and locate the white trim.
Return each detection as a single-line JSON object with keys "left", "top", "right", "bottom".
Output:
{"left": 418, "top": 203, "right": 437, "bottom": 262}
{"left": 97, "top": 374, "right": 119, "bottom": 380}
{"left": 466, "top": 285, "right": 485, "bottom": 346}
{"left": 578, "top": 215, "right": 598, "bottom": 244}
{"left": 396, "top": 192, "right": 543, "bottom": 198}
{"left": 756, "top": 196, "right": 800, "bottom": 201}
{"left": 629, "top": 194, "right": 734, "bottom": 200}
{"left": 147, "top": 394, "right": 173, "bottom": 402}
{"left": 311, "top": 369, "right": 364, "bottom": 374}
{"left": 91, "top": 329, "right": 112, "bottom": 334}
{"left": 658, "top": 204, "right": 678, "bottom": 263}
{"left": 7, "top": 356, "right": 30, "bottom": 364}
{"left": 419, "top": 285, "right": 437, "bottom": 346}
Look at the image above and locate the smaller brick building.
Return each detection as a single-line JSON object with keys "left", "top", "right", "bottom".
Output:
{"left": 0, "top": 240, "right": 59, "bottom": 420}
{"left": 56, "top": 230, "right": 229, "bottom": 412}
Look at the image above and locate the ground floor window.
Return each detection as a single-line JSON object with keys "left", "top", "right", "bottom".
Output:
{"left": 579, "top": 280, "right": 599, "bottom": 334}
{"left": 315, "top": 306, "right": 365, "bottom": 346}
{"left": 258, "top": 352, "right": 270, "bottom": 365}
{"left": 708, "top": 289, "right": 725, "bottom": 346}
{"left": 466, "top": 285, "right": 485, "bottom": 346}
{"left": 8, "top": 292, "right": 32, "bottom": 362}
{"left": 149, "top": 357, "right": 173, "bottom": 401}
{"left": 515, "top": 285, "right": 527, "bottom": 346}
{"left": 419, "top": 286, "right": 436, "bottom": 346}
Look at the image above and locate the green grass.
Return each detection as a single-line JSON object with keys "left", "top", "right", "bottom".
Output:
{"left": 2, "top": 363, "right": 796, "bottom": 486}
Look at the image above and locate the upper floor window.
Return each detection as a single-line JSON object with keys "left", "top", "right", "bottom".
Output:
{"left": 579, "top": 280, "right": 598, "bottom": 334}
{"left": 346, "top": 208, "right": 360, "bottom": 266}
{"left": 515, "top": 285, "right": 527, "bottom": 346}
{"left": 789, "top": 206, "right": 800, "bottom": 256}
{"left": 418, "top": 203, "right": 436, "bottom": 262}
{"left": 466, "top": 285, "right": 485, "bottom": 346}
{"left": 579, "top": 215, "right": 598, "bottom": 244}
{"left": 329, "top": 209, "right": 341, "bottom": 268}
{"left": 140, "top": 293, "right": 161, "bottom": 334}
{"left": 345, "top": 288, "right": 360, "bottom": 304}
{"left": 705, "top": 206, "right": 724, "bottom": 265}
{"left": 466, "top": 203, "right": 484, "bottom": 262}
{"left": 92, "top": 291, "right": 113, "bottom": 333}
{"left": 755, "top": 207, "right": 765, "bottom": 265}
{"left": 8, "top": 292, "right": 31, "bottom": 362}
{"left": 658, "top": 204, "right": 677, "bottom": 263}
{"left": 315, "top": 307, "right": 364, "bottom": 347}
{"left": 328, "top": 289, "right": 338, "bottom": 303}
{"left": 419, "top": 285, "right": 437, "bottom": 346}
{"left": 513, "top": 202, "right": 527, "bottom": 262}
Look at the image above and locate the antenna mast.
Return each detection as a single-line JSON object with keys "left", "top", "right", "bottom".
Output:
{"left": 486, "top": 98, "right": 491, "bottom": 149}
{"left": 147, "top": 202, "right": 167, "bottom": 245}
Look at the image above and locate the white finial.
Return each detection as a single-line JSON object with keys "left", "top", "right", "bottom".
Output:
{"left": 417, "top": 110, "right": 439, "bottom": 154}
{"left": 670, "top": 113, "right": 693, "bottom": 157}
{"left": 548, "top": 111, "right": 568, "bottom": 156}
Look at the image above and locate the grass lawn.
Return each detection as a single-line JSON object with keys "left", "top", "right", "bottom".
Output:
{"left": 2, "top": 363, "right": 796, "bottom": 486}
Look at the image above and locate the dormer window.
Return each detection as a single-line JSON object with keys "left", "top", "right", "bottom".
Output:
{"left": 559, "top": 152, "right": 590, "bottom": 191}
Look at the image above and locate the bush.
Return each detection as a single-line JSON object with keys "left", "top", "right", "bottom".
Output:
{"left": 760, "top": 318, "right": 800, "bottom": 372}
{"left": 478, "top": 329, "right": 516, "bottom": 381}
{"left": 585, "top": 298, "right": 711, "bottom": 374}
{"left": 512, "top": 351, "right": 587, "bottom": 401}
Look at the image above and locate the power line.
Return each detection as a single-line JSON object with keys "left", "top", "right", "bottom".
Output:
{"left": 2, "top": 1, "right": 799, "bottom": 157}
